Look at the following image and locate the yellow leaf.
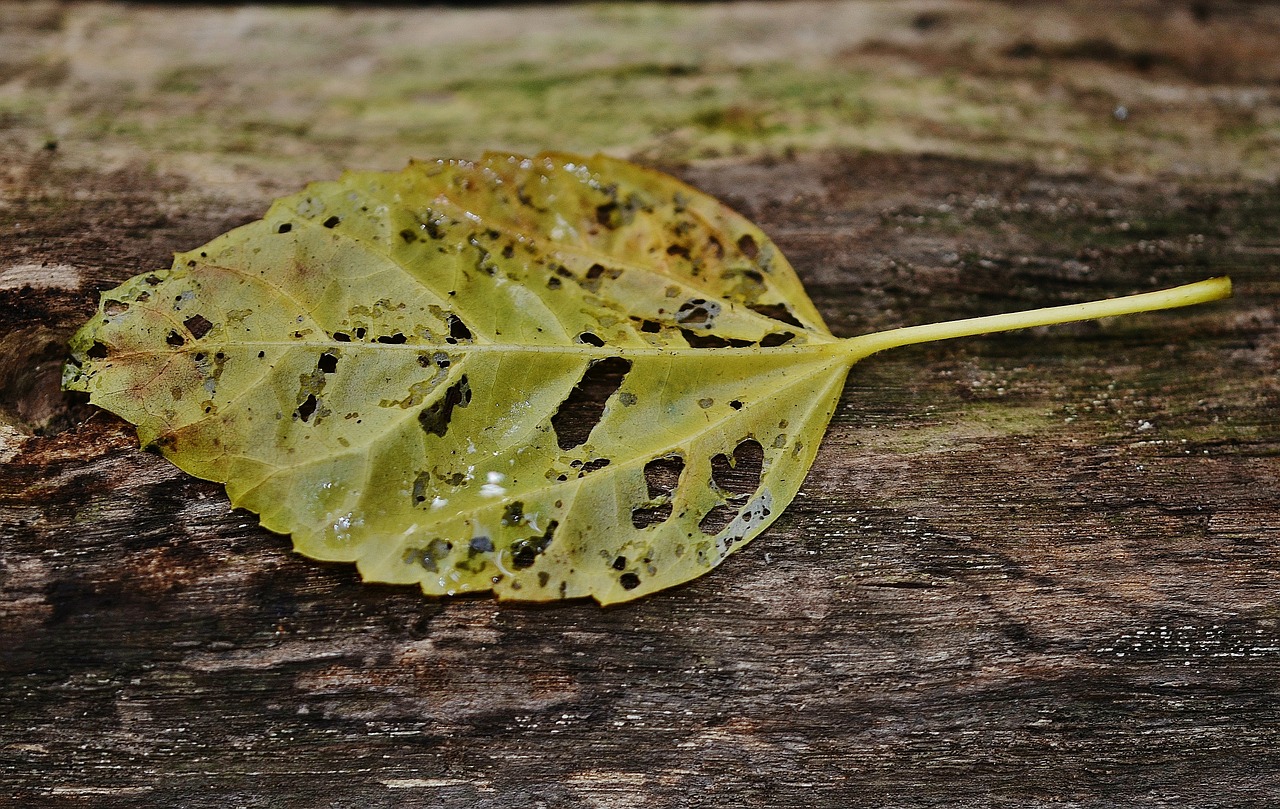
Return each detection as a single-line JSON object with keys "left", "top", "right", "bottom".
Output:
{"left": 63, "top": 152, "right": 1231, "bottom": 604}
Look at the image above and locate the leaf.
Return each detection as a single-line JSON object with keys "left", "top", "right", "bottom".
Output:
{"left": 62, "top": 152, "right": 1231, "bottom": 604}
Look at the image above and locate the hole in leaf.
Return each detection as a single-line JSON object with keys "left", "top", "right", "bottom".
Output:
{"left": 759, "top": 331, "right": 796, "bottom": 347}
{"left": 296, "top": 394, "right": 318, "bottom": 423}
{"left": 86, "top": 341, "right": 109, "bottom": 359}
{"left": 699, "top": 504, "right": 736, "bottom": 535}
{"left": 317, "top": 353, "right": 338, "bottom": 374}
{"left": 277, "top": 223, "right": 293, "bottom": 234}
{"left": 737, "top": 234, "right": 759, "bottom": 260}
{"left": 679, "top": 328, "right": 752, "bottom": 348}
{"left": 104, "top": 299, "right": 129, "bottom": 316}
{"left": 322, "top": 215, "right": 341, "bottom": 228}
{"left": 747, "top": 303, "right": 804, "bottom": 329}
{"left": 612, "top": 556, "right": 627, "bottom": 571}
{"left": 354, "top": 327, "right": 367, "bottom": 340}
{"left": 333, "top": 332, "right": 351, "bottom": 342}
{"left": 729, "top": 400, "right": 743, "bottom": 410}
{"left": 632, "top": 504, "right": 673, "bottom": 529}
{"left": 418, "top": 376, "right": 471, "bottom": 438}
{"left": 580, "top": 458, "right": 611, "bottom": 476}
{"left": 446, "top": 315, "right": 473, "bottom": 343}
{"left": 376, "top": 333, "right": 407, "bottom": 344}
{"left": 619, "top": 572, "right": 641, "bottom": 590}
{"left": 710, "top": 438, "right": 765, "bottom": 498}
{"left": 577, "top": 332, "right": 605, "bottom": 347}
{"left": 183, "top": 315, "right": 213, "bottom": 339}
{"left": 511, "top": 520, "right": 558, "bottom": 569}
{"left": 675, "top": 298, "right": 720, "bottom": 328}
{"left": 643, "top": 454, "right": 685, "bottom": 499}
{"left": 551, "top": 357, "right": 631, "bottom": 450}
{"left": 639, "top": 319, "right": 661, "bottom": 333}
{"left": 166, "top": 330, "right": 186, "bottom": 347}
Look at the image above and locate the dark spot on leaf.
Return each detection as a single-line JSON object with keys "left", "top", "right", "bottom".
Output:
{"left": 418, "top": 376, "right": 471, "bottom": 437}
{"left": 595, "top": 203, "right": 619, "bottom": 228}
{"left": 511, "top": 520, "right": 558, "bottom": 569}
{"left": 469, "top": 536, "right": 494, "bottom": 553}
{"left": 296, "top": 394, "right": 318, "bottom": 423}
{"left": 183, "top": 314, "right": 213, "bottom": 339}
{"left": 737, "top": 233, "right": 759, "bottom": 260}
{"left": 399, "top": 228, "right": 417, "bottom": 243}
{"left": 547, "top": 276, "right": 562, "bottom": 290}
{"left": 277, "top": 223, "right": 293, "bottom": 234}
{"left": 551, "top": 357, "right": 631, "bottom": 450}
{"left": 666, "top": 243, "right": 691, "bottom": 258}
{"left": 322, "top": 215, "right": 341, "bottom": 228}
{"left": 412, "top": 471, "right": 430, "bottom": 504}
{"left": 619, "top": 572, "right": 641, "bottom": 590}
{"left": 577, "top": 332, "right": 605, "bottom": 347}
{"left": 404, "top": 539, "right": 453, "bottom": 573}
{"left": 711, "top": 438, "right": 765, "bottom": 498}
{"left": 318, "top": 353, "right": 338, "bottom": 373}
{"left": 166, "top": 330, "right": 185, "bottom": 347}
{"left": 502, "top": 501, "right": 525, "bottom": 526}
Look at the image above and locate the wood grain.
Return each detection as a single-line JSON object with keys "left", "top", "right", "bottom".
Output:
{"left": 2, "top": 3, "right": 1278, "bottom": 807}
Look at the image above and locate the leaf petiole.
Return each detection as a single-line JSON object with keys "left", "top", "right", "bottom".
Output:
{"left": 840, "top": 276, "right": 1232, "bottom": 363}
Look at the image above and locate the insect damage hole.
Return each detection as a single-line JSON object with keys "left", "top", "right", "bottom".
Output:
{"left": 700, "top": 439, "right": 765, "bottom": 535}
{"left": 632, "top": 454, "right": 685, "bottom": 528}
{"left": 445, "top": 315, "right": 473, "bottom": 343}
{"left": 710, "top": 438, "right": 765, "bottom": 498}
{"left": 418, "top": 376, "right": 471, "bottom": 438}
{"left": 550, "top": 357, "right": 632, "bottom": 450}
{"left": 183, "top": 315, "right": 213, "bottom": 339}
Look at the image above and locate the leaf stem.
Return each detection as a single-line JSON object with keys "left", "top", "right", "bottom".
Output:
{"left": 840, "top": 277, "right": 1232, "bottom": 362}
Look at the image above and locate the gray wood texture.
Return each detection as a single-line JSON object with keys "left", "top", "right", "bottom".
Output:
{"left": 2, "top": 3, "right": 1278, "bottom": 807}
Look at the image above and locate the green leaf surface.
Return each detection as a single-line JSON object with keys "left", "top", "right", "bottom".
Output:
{"left": 63, "top": 152, "right": 1231, "bottom": 604}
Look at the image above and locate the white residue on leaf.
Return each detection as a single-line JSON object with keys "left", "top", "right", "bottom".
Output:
{"left": 480, "top": 470, "right": 507, "bottom": 498}
{"left": 431, "top": 497, "right": 448, "bottom": 510}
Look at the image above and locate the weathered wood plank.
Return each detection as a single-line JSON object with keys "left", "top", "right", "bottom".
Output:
{"left": 2, "top": 3, "right": 1278, "bottom": 807}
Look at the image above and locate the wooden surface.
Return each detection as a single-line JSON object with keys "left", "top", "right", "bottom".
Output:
{"left": 2, "top": 3, "right": 1279, "bottom": 807}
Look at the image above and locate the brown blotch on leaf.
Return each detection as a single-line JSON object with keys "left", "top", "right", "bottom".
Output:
{"left": 511, "top": 520, "right": 558, "bottom": 569}
{"left": 418, "top": 376, "right": 471, "bottom": 438}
